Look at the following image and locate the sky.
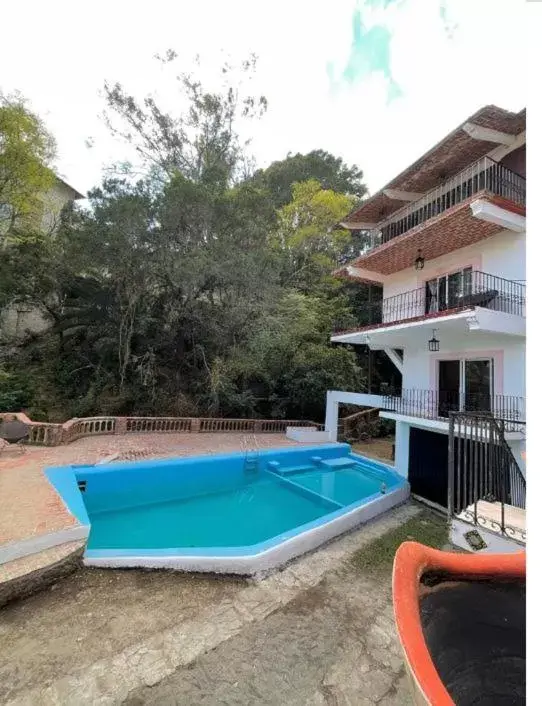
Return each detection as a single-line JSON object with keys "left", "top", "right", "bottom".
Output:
{"left": 1, "top": 0, "right": 526, "bottom": 197}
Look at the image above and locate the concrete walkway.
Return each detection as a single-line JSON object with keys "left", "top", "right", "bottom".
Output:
{"left": 0, "top": 503, "right": 423, "bottom": 705}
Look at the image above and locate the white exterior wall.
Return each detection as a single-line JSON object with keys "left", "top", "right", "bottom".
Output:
{"left": 39, "top": 180, "right": 78, "bottom": 233}
{"left": 480, "top": 230, "right": 525, "bottom": 282}
{"left": 401, "top": 335, "right": 525, "bottom": 399}
{"left": 380, "top": 229, "right": 526, "bottom": 302}
{"left": 377, "top": 227, "right": 525, "bottom": 400}
{"left": 375, "top": 227, "right": 525, "bottom": 489}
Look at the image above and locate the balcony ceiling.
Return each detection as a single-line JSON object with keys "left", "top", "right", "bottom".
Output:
{"left": 343, "top": 106, "right": 526, "bottom": 226}
{"left": 331, "top": 309, "right": 525, "bottom": 347}
{"left": 350, "top": 193, "right": 523, "bottom": 276}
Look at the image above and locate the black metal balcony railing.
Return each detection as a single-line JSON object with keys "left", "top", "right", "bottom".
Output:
{"left": 366, "top": 156, "right": 526, "bottom": 252}
{"left": 449, "top": 411, "right": 526, "bottom": 542}
{"left": 382, "top": 389, "right": 525, "bottom": 430}
{"left": 332, "top": 270, "right": 525, "bottom": 333}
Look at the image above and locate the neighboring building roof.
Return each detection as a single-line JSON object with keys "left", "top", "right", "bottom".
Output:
{"left": 55, "top": 175, "right": 85, "bottom": 200}
{"left": 342, "top": 105, "right": 526, "bottom": 227}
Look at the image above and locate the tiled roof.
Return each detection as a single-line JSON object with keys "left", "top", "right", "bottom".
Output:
{"left": 344, "top": 106, "right": 526, "bottom": 226}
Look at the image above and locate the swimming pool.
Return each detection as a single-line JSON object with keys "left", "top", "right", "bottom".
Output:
{"left": 46, "top": 443, "right": 409, "bottom": 574}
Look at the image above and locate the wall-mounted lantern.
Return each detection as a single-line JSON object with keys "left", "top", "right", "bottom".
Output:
{"left": 414, "top": 249, "right": 425, "bottom": 271}
{"left": 428, "top": 329, "right": 440, "bottom": 352}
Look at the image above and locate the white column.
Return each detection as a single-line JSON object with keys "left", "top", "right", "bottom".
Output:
{"left": 394, "top": 421, "right": 410, "bottom": 478}
{"left": 324, "top": 391, "right": 339, "bottom": 442}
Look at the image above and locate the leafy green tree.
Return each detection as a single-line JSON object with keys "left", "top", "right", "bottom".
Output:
{"left": 207, "top": 291, "right": 363, "bottom": 419}
{"left": 252, "top": 149, "right": 367, "bottom": 208}
{"left": 0, "top": 55, "right": 379, "bottom": 423}
{"left": 0, "top": 93, "right": 57, "bottom": 242}
{"left": 274, "top": 179, "right": 355, "bottom": 294}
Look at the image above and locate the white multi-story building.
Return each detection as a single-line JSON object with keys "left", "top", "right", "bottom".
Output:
{"left": 325, "top": 105, "right": 526, "bottom": 521}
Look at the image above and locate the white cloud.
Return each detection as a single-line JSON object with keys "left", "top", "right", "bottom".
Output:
{"left": 0, "top": 0, "right": 526, "bottom": 196}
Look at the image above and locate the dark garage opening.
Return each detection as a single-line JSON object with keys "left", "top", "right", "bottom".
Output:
{"left": 408, "top": 427, "right": 449, "bottom": 508}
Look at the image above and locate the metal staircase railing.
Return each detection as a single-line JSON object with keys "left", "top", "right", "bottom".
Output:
{"left": 448, "top": 411, "right": 526, "bottom": 542}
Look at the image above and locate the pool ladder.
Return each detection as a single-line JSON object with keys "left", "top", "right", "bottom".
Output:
{"left": 242, "top": 433, "right": 259, "bottom": 473}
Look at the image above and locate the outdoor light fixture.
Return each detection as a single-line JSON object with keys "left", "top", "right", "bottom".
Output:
{"left": 414, "top": 249, "right": 425, "bottom": 270}
{"left": 428, "top": 329, "right": 440, "bottom": 352}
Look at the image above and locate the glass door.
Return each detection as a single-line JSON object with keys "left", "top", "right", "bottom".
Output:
{"left": 464, "top": 359, "right": 493, "bottom": 412}
{"left": 437, "top": 358, "right": 493, "bottom": 417}
{"left": 438, "top": 360, "right": 460, "bottom": 417}
{"left": 425, "top": 268, "right": 473, "bottom": 314}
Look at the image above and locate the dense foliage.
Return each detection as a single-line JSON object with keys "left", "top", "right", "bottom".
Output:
{"left": 0, "top": 93, "right": 57, "bottom": 243}
{"left": 0, "top": 55, "right": 397, "bottom": 422}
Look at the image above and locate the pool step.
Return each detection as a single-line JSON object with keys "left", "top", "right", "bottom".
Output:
{"left": 318, "top": 458, "right": 356, "bottom": 469}
{"left": 267, "top": 458, "right": 357, "bottom": 475}
{"left": 272, "top": 464, "right": 314, "bottom": 476}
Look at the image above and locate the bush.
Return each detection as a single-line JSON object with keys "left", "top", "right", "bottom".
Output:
{"left": 0, "top": 367, "right": 30, "bottom": 411}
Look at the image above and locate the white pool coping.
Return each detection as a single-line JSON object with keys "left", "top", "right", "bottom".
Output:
{"left": 285, "top": 427, "right": 333, "bottom": 442}
{"left": 83, "top": 484, "right": 410, "bottom": 574}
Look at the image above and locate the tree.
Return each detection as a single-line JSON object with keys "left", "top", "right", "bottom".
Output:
{"left": 103, "top": 52, "right": 267, "bottom": 186}
{"left": 274, "top": 179, "right": 355, "bottom": 294}
{"left": 1, "top": 54, "right": 375, "bottom": 424}
{"left": 0, "top": 93, "right": 57, "bottom": 242}
{"left": 251, "top": 149, "right": 367, "bottom": 208}
{"left": 208, "top": 291, "right": 363, "bottom": 420}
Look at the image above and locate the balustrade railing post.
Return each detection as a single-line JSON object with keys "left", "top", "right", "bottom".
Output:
{"left": 447, "top": 413, "right": 456, "bottom": 518}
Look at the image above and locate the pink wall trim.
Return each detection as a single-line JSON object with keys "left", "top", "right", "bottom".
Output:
{"left": 417, "top": 254, "right": 483, "bottom": 289}
{"left": 429, "top": 349, "right": 504, "bottom": 395}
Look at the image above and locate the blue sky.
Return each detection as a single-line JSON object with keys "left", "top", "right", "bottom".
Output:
{"left": 0, "top": 0, "right": 526, "bottom": 196}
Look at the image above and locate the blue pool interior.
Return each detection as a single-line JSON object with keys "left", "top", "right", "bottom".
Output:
{"left": 46, "top": 444, "right": 407, "bottom": 556}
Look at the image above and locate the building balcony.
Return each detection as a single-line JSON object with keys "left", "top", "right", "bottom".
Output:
{"left": 336, "top": 157, "right": 526, "bottom": 279}
{"left": 324, "top": 389, "right": 525, "bottom": 442}
{"left": 331, "top": 271, "right": 525, "bottom": 344}
{"left": 381, "top": 388, "right": 525, "bottom": 428}
{"left": 366, "top": 157, "right": 525, "bottom": 252}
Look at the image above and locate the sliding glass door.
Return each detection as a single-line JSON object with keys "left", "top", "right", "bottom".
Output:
{"left": 426, "top": 267, "right": 472, "bottom": 314}
{"left": 438, "top": 358, "right": 493, "bottom": 417}
{"left": 464, "top": 359, "right": 492, "bottom": 412}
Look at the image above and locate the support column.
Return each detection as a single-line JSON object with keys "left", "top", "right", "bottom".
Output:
{"left": 324, "top": 391, "right": 339, "bottom": 442}
{"left": 394, "top": 421, "right": 410, "bottom": 479}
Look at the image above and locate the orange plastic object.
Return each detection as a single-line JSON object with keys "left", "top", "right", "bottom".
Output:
{"left": 392, "top": 541, "right": 526, "bottom": 706}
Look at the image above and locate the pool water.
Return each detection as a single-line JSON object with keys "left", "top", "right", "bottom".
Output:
{"left": 285, "top": 467, "right": 384, "bottom": 507}
{"left": 87, "top": 472, "right": 337, "bottom": 550}
{"left": 46, "top": 443, "right": 408, "bottom": 567}
{"left": 83, "top": 458, "right": 397, "bottom": 551}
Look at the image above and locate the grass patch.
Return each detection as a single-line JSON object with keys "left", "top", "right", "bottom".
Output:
{"left": 351, "top": 509, "right": 449, "bottom": 574}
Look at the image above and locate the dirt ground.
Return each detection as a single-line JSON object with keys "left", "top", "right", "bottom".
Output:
{"left": 352, "top": 437, "right": 395, "bottom": 463}
{"left": 0, "top": 505, "right": 447, "bottom": 706}
{"left": 0, "top": 568, "right": 244, "bottom": 703}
